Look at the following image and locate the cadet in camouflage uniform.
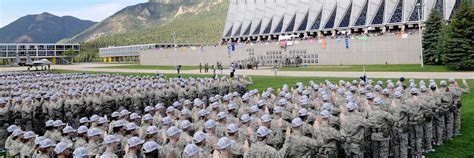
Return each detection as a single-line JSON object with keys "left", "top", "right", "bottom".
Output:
{"left": 448, "top": 79, "right": 470, "bottom": 136}
{"left": 247, "top": 126, "right": 290, "bottom": 158}
{"left": 0, "top": 98, "right": 9, "bottom": 148}
{"left": 0, "top": 72, "right": 468, "bottom": 158}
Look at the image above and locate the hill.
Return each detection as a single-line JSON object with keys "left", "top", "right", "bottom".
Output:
{"left": 73, "top": 0, "right": 227, "bottom": 62}
{"left": 0, "top": 12, "right": 96, "bottom": 43}
{"left": 62, "top": 0, "right": 212, "bottom": 43}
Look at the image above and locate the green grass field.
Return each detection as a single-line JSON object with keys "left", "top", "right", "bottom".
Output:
{"left": 94, "top": 64, "right": 200, "bottom": 70}
{"left": 50, "top": 69, "right": 473, "bottom": 157}
{"left": 279, "top": 64, "right": 467, "bottom": 72}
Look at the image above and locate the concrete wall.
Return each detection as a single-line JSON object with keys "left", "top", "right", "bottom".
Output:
{"left": 140, "top": 34, "right": 421, "bottom": 66}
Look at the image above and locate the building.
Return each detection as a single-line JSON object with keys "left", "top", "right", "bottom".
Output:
{"left": 140, "top": 0, "right": 463, "bottom": 66}
{"left": 222, "top": 0, "right": 461, "bottom": 41}
{"left": 99, "top": 43, "right": 203, "bottom": 62}
{"left": 0, "top": 43, "right": 80, "bottom": 65}
{"left": 141, "top": 33, "right": 422, "bottom": 66}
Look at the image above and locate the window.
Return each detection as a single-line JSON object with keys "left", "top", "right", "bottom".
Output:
{"left": 253, "top": 20, "right": 262, "bottom": 35}
{"left": 38, "top": 51, "right": 46, "bottom": 56}
{"left": 311, "top": 11, "right": 322, "bottom": 30}
{"left": 8, "top": 45, "right": 17, "bottom": 50}
{"left": 450, "top": 0, "right": 460, "bottom": 19}
{"left": 225, "top": 26, "right": 233, "bottom": 37}
{"left": 285, "top": 14, "right": 296, "bottom": 32}
{"left": 233, "top": 24, "right": 242, "bottom": 37}
{"left": 46, "top": 51, "right": 54, "bottom": 56}
{"left": 243, "top": 22, "right": 252, "bottom": 36}
{"left": 324, "top": 7, "right": 337, "bottom": 29}
{"left": 56, "top": 45, "right": 65, "bottom": 50}
{"left": 372, "top": 0, "right": 385, "bottom": 24}
{"left": 28, "top": 51, "right": 36, "bottom": 56}
{"left": 297, "top": 12, "right": 309, "bottom": 31}
{"left": 263, "top": 19, "right": 273, "bottom": 34}
{"left": 339, "top": 3, "right": 352, "bottom": 27}
{"left": 355, "top": 1, "right": 368, "bottom": 26}
{"left": 274, "top": 17, "right": 284, "bottom": 33}
{"left": 435, "top": 0, "right": 443, "bottom": 12}
{"left": 389, "top": 0, "right": 403, "bottom": 23}
{"left": 8, "top": 52, "right": 16, "bottom": 57}
{"left": 409, "top": 0, "right": 422, "bottom": 21}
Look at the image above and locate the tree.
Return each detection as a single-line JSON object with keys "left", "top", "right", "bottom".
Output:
{"left": 440, "top": 1, "right": 474, "bottom": 70}
{"left": 64, "top": 48, "right": 77, "bottom": 63}
{"left": 423, "top": 9, "right": 444, "bottom": 65}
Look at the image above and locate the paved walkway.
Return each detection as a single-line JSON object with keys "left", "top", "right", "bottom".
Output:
{"left": 2, "top": 63, "right": 474, "bottom": 79}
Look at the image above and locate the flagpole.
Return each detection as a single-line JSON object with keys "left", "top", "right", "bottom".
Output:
{"left": 417, "top": 2, "right": 424, "bottom": 67}
{"left": 172, "top": 32, "right": 177, "bottom": 67}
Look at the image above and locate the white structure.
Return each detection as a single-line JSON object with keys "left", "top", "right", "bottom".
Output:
{"left": 222, "top": 0, "right": 461, "bottom": 41}
{"left": 0, "top": 43, "right": 80, "bottom": 64}
{"left": 99, "top": 43, "right": 202, "bottom": 62}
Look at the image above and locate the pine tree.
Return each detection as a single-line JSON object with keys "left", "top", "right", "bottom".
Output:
{"left": 422, "top": 9, "right": 444, "bottom": 65}
{"left": 441, "top": 1, "right": 474, "bottom": 70}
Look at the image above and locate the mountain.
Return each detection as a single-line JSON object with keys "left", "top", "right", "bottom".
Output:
{"left": 0, "top": 12, "right": 96, "bottom": 43}
{"left": 71, "top": 0, "right": 228, "bottom": 62}
{"left": 63, "top": 0, "right": 206, "bottom": 43}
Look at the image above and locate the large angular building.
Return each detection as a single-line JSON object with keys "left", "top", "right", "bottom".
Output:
{"left": 222, "top": 0, "right": 460, "bottom": 41}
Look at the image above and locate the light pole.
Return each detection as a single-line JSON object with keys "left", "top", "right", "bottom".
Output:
{"left": 172, "top": 32, "right": 177, "bottom": 67}
{"left": 417, "top": 2, "right": 424, "bottom": 67}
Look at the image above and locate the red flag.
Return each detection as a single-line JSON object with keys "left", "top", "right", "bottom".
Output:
{"left": 279, "top": 41, "right": 287, "bottom": 48}
{"left": 322, "top": 38, "right": 327, "bottom": 49}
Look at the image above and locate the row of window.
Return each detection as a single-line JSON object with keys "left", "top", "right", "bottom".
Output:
{"left": 225, "top": 0, "right": 438, "bottom": 37}
{"left": 0, "top": 45, "right": 79, "bottom": 51}
{"left": 0, "top": 51, "right": 71, "bottom": 57}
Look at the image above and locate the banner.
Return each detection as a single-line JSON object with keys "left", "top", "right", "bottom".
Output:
{"left": 345, "top": 37, "right": 349, "bottom": 49}
{"left": 402, "top": 34, "right": 408, "bottom": 39}
{"left": 322, "top": 38, "right": 327, "bottom": 49}
{"left": 279, "top": 41, "right": 287, "bottom": 48}
{"left": 353, "top": 36, "right": 368, "bottom": 41}
{"left": 227, "top": 43, "right": 235, "bottom": 55}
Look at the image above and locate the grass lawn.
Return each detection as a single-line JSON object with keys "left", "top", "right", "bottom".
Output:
{"left": 50, "top": 69, "right": 213, "bottom": 78}
{"left": 49, "top": 69, "right": 473, "bottom": 157}
{"left": 279, "top": 64, "right": 467, "bottom": 72}
{"left": 94, "top": 64, "right": 200, "bottom": 70}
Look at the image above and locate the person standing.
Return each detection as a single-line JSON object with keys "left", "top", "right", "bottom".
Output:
{"left": 212, "top": 65, "right": 216, "bottom": 78}
{"left": 230, "top": 63, "right": 235, "bottom": 78}
{"left": 199, "top": 63, "right": 202, "bottom": 73}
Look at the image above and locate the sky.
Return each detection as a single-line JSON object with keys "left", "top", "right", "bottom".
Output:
{"left": 0, "top": 0, "right": 148, "bottom": 28}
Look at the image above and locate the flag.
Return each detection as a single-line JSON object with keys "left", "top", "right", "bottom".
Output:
{"left": 345, "top": 37, "right": 349, "bottom": 49}
{"left": 353, "top": 36, "right": 368, "bottom": 41}
{"left": 402, "top": 34, "right": 408, "bottom": 39}
{"left": 322, "top": 38, "right": 327, "bottom": 49}
{"left": 227, "top": 43, "right": 235, "bottom": 55}
{"left": 279, "top": 41, "right": 287, "bottom": 48}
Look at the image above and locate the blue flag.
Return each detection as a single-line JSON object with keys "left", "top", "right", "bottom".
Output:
{"left": 345, "top": 37, "right": 349, "bottom": 49}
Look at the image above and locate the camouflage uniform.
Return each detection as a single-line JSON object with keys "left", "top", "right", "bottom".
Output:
{"left": 0, "top": 104, "right": 9, "bottom": 148}
{"left": 247, "top": 139, "right": 290, "bottom": 158}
